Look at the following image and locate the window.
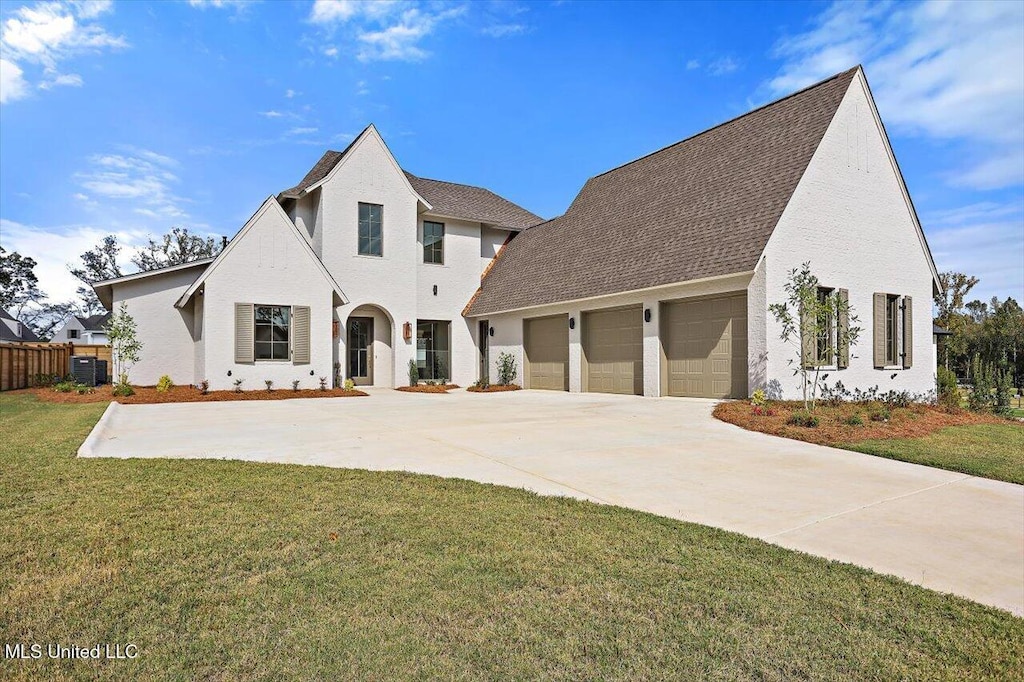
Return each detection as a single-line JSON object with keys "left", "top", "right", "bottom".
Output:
{"left": 423, "top": 220, "right": 444, "bottom": 264}
{"left": 815, "top": 287, "right": 834, "bottom": 365}
{"left": 255, "top": 305, "right": 290, "bottom": 360}
{"left": 885, "top": 294, "right": 900, "bottom": 365}
{"left": 358, "top": 202, "right": 383, "bottom": 256}
{"left": 68, "top": 329, "right": 80, "bottom": 339}
{"left": 416, "top": 320, "right": 451, "bottom": 381}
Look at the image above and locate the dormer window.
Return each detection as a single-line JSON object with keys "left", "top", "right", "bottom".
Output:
{"left": 358, "top": 202, "right": 383, "bottom": 257}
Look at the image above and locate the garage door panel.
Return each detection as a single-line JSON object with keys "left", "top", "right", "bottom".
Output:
{"left": 525, "top": 315, "right": 569, "bottom": 391}
{"left": 663, "top": 293, "right": 747, "bottom": 399}
{"left": 583, "top": 307, "right": 643, "bottom": 396}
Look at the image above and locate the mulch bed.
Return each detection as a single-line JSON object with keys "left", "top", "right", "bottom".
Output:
{"left": 16, "top": 385, "right": 368, "bottom": 405}
{"left": 466, "top": 384, "right": 522, "bottom": 393}
{"left": 713, "top": 399, "right": 1013, "bottom": 446}
{"left": 395, "top": 384, "right": 461, "bottom": 394}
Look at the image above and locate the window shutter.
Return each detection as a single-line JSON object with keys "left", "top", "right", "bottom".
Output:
{"left": 800, "top": 304, "right": 813, "bottom": 369}
{"left": 235, "top": 303, "right": 254, "bottom": 364}
{"left": 292, "top": 306, "right": 310, "bottom": 364}
{"left": 902, "top": 296, "right": 913, "bottom": 369}
{"left": 873, "top": 293, "right": 886, "bottom": 368}
{"left": 837, "top": 288, "right": 850, "bottom": 369}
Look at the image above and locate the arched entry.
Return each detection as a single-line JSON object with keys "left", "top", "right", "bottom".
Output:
{"left": 344, "top": 304, "right": 394, "bottom": 388}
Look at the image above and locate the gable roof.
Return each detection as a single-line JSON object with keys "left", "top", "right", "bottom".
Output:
{"left": 405, "top": 172, "right": 541, "bottom": 230}
{"left": 77, "top": 312, "right": 111, "bottom": 330}
{"left": 0, "top": 308, "right": 39, "bottom": 342}
{"left": 175, "top": 196, "right": 348, "bottom": 308}
{"left": 92, "top": 258, "right": 215, "bottom": 309}
{"left": 277, "top": 125, "right": 540, "bottom": 230}
{"left": 465, "top": 67, "right": 859, "bottom": 317}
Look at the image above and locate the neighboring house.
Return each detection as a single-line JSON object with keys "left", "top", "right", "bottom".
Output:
{"left": 50, "top": 313, "right": 111, "bottom": 345}
{"left": 94, "top": 65, "right": 938, "bottom": 399}
{"left": 0, "top": 308, "right": 40, "bottom": 343}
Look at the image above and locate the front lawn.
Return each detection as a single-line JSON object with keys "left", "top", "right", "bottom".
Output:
{"left": 2, "top": 394, "right": 1022, "bottom": 680}
{"left": 715, "top": 400, "right": 1024, "bottom": 484}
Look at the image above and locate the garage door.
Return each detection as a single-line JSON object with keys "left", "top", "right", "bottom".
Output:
{"left": 662, "top": 294, "right": 747, "bottom": 398}
{"left": 524, "top": 315, "right": 569, "bottom": 391}
{"left": 583, "top": 307, "right": 643, "bottom": 395}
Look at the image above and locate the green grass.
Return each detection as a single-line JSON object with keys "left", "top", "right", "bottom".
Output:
{"left": 847, "top": 424, "right": 1024, "bottom": 485}
{"left": 1, "top": 394, "right": 1022, "bottom": 681}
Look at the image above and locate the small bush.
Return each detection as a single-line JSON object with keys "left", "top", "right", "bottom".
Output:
{"left": 751, "top": 405, "right": 776, "bottom": 417}
{"left": 845, "top": 413, "right": 864, "bottom": 426}
{"left": 496, "top": 352, "right": 517, "bottom": 387}
{"left": 32, "top": 373, "right": 59, "bottom": 387}
{"left": 264, "top": 380, "right": 274, "bottom": 392}
{"left": 233, "top": 379, "right": 244, "bottom": 393}
{"left": 474, "top": 378, "right": 491, "bottom": 390}
{"left": 994, "top": 369, "right": 1014, "bottom": 416}
{"left": 319, "top": 376, "right": 328, "bottom": 391}
{"left": 53, "top": 380, "right": 76, "bottom": 393}
{"left": 198, "top": 379, "right": 209, "bottom": 395}
{"left": 112, "top": 382, "right": 134, "bottom": 397}
{"left": 750, "top": 389, "right": 767, "bottom": 407}
{"left": 156, "top": 375, "right": 174, "bottom": 392}
{"left": 344, "top": 378, "right": 355, "bottom": 391}
{"left": 291, "top": 380, "right": 301, "bottom": 391}
{"left": 869, "top": 406, "right": 891, "bottom": 422}
{"left": 75, "top": 384, "right": 95, "bottom": 395}
{"left": 969, "top": 355, "right": 993, "bottom": 412}
{"left": 787, "top": 410, "right": 819, "bottom": 428}
{"left": 936, "top": 366, "right": 959, "bottom": 409}
{"left": 408, "top": 359, "right": 419, "bottom": 387}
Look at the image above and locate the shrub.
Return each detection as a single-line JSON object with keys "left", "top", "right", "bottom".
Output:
{"left": 112, "top": 382, "right": 134, "bottom": 397}
{"left": 291, "top": 380, "right": 301, "bottom": 391}
{"left": 845, "top": 413, "right": 864, "bottom": 426}
{"left": 474, "top": 378, "right": 491, "bottom": 390}
{"left": 786, "top": 410, "right": 819, "bottom": 428}
{"left": 869, "top": 406, "right": 890, "bottom": 422}
{"left": 319, "top": 376, "right": 328, "bottom": 391}
{"left": 264, "top": 380, "right": 274, "bottom": 392}
{"left": 994, "top": 369, "right": 1014, "bottom": 416}
{"left": 750, "top": 389, "right": 767, "bottom": 407}
{"left": 32, "top": 373, "right": 59, "bottom": 387}
{"left": 198, "top": 379, "right": 209, "bottom": 395}
{"left": 233, "top": 379, "right": 244, "bottom": 393}
{"left": 156, "top": 375, "right": 174, "bottom": 392}
{"left": 53, "top": 380, "right": 76, "bottom": 393}
{"left": 408, "top": 359, "right": 419, "bottom": 387}
{"left": 969, "top": 355, "right": 993, "bottom": 412}
{"left": 936, "top": 366, "right": 959, "bottom": 409}
{"left": 343, "top": 378, "right": 355, "bottom": 391}
{"left": 75, "top": 384, "right": 95, "bottom": 395}
{"left": 751, "top": 405, "right": 776, "bottom": 417}
{"left": 496, "top": 352, "right": 517, "bottom": 386}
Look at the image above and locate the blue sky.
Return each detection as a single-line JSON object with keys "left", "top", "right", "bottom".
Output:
{"left": 1, "top": 0, "right": 1022, "bottom": 306}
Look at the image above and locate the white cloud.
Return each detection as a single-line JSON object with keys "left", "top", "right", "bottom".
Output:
{"left": 923, "top": 200, "right": 1024, "bottom": 302}
{"left": 285, "top": 88, "right": 297, "bottom": 98}
{"left": 707, "top": 56, "right": 738, "bottom": 76}
{"left": 322, "top": 45, "right": 339, "bottom": 58}
{"left": 286, "top": 127, "right": 318, "bottom": 136}
{"left": 481, "top": 23, "right": 525, "bottom": 38}
{"left": 75, "top": 149, "right": 188, "bottom": 219}
{"left": 685, "top": 59, "right": 700, "bottom": 70}
{"left": 260, "top": 110, "right": 283, "bottom": 118}
{"left": 309, "top": 0, "right": 400, "bottom": 25}
{"left": 187, "top": 0, "right": 254, "bottom": 10}
{"left": 0, "top": 0, "right": 126, "bottom": 103}
{"left": 767, "top": 0, "right": 1024, "bottom": 190}
{"left": 0, "top": 58, "right": 29, "bottom": 103}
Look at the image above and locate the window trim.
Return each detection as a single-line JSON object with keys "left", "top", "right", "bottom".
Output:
{"left": 357, "top": 202, "right": 383, "bottom": 257}
{"left": 254, "top": 304, "right": 292, "bottom": 362}
{"left": 885, "top": 294, "right": 900, "bottom": 367}
{"left": 68, "top": 328, "right": 80, "bottom": 339}
{"left": 422, "top": 220, "right": 445, "bottom": 265}
{"left": 814, "top": 286, "right": 835, "bottom": 367}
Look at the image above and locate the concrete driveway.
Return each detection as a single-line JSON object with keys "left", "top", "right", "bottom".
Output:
{"left": 79, "top": 388, "right": 1024, "bottom": 616}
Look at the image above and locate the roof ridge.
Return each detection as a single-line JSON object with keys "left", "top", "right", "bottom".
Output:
{"left": 590, "top": 65, "right": 861, "bottom": 182}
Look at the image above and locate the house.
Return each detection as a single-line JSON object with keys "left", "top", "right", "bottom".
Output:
{"left": 93, "top": 65, "right": 938, "bottom": 400}
{"left": 0, "top": 308, "right": 40, "bottom": 343}
{"left": 50, "top": 313, "right": 111, "bottom": 345}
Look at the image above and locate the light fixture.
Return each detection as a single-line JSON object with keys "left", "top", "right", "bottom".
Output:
{"left": 644, "top": 308, "right": 652, "bottom": 323}
{"left": 227, "top": 370, "right": 232, "bottom": 376}
{"left": 432, "top": 285, "right": 438, "bottom": 296}
{"left": 310, "top": 370, "right": 315, "bottom": 376}
{"left": 489, "top": 326, "right": 494, "bottom": 337}
{"left": 569, "top": 317, "right": 575, "bottom": 330}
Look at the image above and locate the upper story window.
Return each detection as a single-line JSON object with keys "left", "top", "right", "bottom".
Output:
{"left": 423, "top": 220, "right": 444, "bottom": 264}
{"left": 358, "top": 202, "right": 383, "bottom": 257}
{"left": 69, "top": 329, "right": 80, "bottom": 339}
{"left": 255, "top": 305, "right": 290, "bottom": 360}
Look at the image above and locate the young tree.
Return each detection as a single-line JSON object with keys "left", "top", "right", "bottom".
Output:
{"left": 69, "top": 235, "right": 123, "bottom": 315}
{"left": 933, "top": 271, "right": 980, "bottom": 370}
{"left": 131, "top": 227, "right": 222, "bottom": 271}
{"left": 106, "top": 302, "right": 142, "bottom": 387}
{"left": 768, "top": 262, "right": 862, "bottom": 411}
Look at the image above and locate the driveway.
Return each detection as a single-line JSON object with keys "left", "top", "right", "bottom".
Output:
{"left": 79, "top": 388, "right": 1024, "bottom": 616}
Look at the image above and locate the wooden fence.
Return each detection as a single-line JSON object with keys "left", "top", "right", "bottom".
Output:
{"left": 0, "top": 343, "right": 112, "bottom": 391}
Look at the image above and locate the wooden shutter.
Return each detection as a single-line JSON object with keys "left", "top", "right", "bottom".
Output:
{"left": 837, "top": 288, "right": 849, "bottom": 369}
{"left": 902, "top": 296, "right": 913, "bottom": 369}
{"left": 873, "top": 293, "right": 886, "bottom": 368}
{"left": 235, "top": 303, "right": 254, "bottom": 364}
{"left": 292, "top": 306, "right": 310, "bottom": 364}
{"left": 800, "top": 304, "right": 813, "bottom": 369}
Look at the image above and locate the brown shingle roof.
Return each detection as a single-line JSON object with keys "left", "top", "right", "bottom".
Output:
{"left": 465, "top": 67, "right": 859, "bottom": 317}
{"left": 405, "top": 172, "right": 541, "bottom": 230}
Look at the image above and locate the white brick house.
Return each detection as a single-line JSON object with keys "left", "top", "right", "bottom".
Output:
{"left": 95, "top": 66, "right": 939, "bottom": 399}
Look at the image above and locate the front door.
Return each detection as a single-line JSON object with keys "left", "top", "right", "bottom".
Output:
{"left": 478, "top": 320, "right": 489, "bottom": 382}
{"left": 347, "top": 317, "right": 374, "bottom": 386}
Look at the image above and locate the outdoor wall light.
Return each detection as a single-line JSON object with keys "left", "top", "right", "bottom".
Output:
{"left": 433, "top": 285, "right": 438, "bottom": 296}
{"left": 644, "top": 308, "right": 652, "bottom": 323}
{"left": 489, "top": 326, "right": 495, "bottom": 337}
{"left": 569, "top": 317, "right": 575, "bottom": 330}
{"left": 310, "top": 370, "right": 315, "bottom": 376}
{"left": 227, "top": 370, "right": 232, "bottom": 377}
